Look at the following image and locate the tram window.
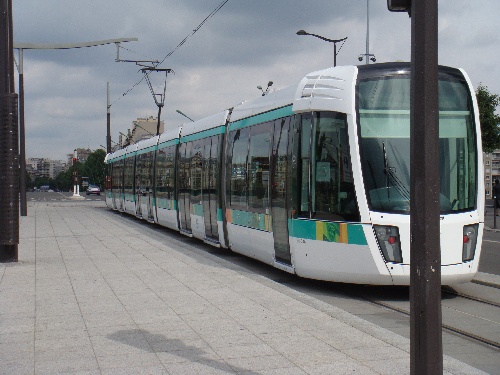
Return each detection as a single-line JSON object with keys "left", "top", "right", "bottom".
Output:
{"left": 248, "top": 123, "right": 271, "bottom": 212}
{"left": 311, "top": 112, "right": 359, "bottom": 221}
{"left": 156, "top": 147, "right": 167, "bottom": 198}
{"left": 179, "top": 142, "right": 193, "bottom": 197}
{"left": 165, "top": 146, "right": 175, "bottom": 198}
{"left": 124, "top": 156, "right": 135, "bottom": 197}
{"left": 191, "top": 140, "right": 203, "bottom": 205}
{"left": 358, "top": 73, "right": 477, "bottom": 213}
{"left": 136, "top": 152, "right": 152, "bottom": 194}
{"left": 144, "top": 151, "right": 154, "bottom": 192}
{"left": 300, "top": 115, "right": 312, "bottom": 216}
{"left": 227, "top": 128, "right": 249, "bottom": 209}
{"left": 111, "top": 161, "right": 123, "bottom": 190}
{"left": 156, "top": 145, "right": 176, "bottom": 200}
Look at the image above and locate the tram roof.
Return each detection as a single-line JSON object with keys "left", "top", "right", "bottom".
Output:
{"left": 180, "top": 110, "right": 230, "bottom": 138}
{"left": 230, "top": 85, "right": 297, "bottom": 123}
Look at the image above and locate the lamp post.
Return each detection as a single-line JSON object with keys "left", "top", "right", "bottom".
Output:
{"left": 296, "top": 30, "right": 347, "bottom": 67}
{"left": 176, "top": 109, "right": 194, "bottom": 122}
{"left": 358, "top": 0, "right": 376, "bottom": 64}
{"left": 13, "top": 38, "right": 138, "bottom": 215}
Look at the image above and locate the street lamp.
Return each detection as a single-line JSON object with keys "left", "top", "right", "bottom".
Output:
{"left": 358, "top": 0, "right": 376, "bottom": 64}
{"left": 13, "top": 38, "right": 138, "bottom": 216}
{"left": 296, "top": 30, "right": 347, "bottom": 67}
{"left": 257, "top": 81, "right": 273, "bottom": 96}
{"left": 358, "top": 53, "right": 376, "bottom": 63}
{"left": 176, "top": 110, "right": 194, "bottom": 122}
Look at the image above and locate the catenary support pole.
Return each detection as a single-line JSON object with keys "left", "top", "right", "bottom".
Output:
{"left": 0, "top": 0, "right": 19, "bottom": 262}
{"left": 409, "top": 0, "right": 443, "bottom": 373}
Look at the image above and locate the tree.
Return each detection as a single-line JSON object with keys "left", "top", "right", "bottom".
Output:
{"left": 80, "top": 149, "right": 106, "bottom": 188}
{"left": 52, "top": 149, "right": 106, "bottom": 191}
{"left": 53, "top": 169, "right": 73, "bottom": 191}
{"left": 476, "top": 84, "right": 500, "bottom": 153}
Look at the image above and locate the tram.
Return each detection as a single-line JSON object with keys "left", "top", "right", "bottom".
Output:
{"left": 105, "top": 62, "right": 484, "bottom": 285}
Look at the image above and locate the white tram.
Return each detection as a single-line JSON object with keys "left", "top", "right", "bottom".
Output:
{"left": 105, "top": 63, "right": 484, "bottom": 285}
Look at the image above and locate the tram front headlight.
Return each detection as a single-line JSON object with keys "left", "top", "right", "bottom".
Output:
{"left": 462, "top": 224, "right": 478, "bottom": 262}
{"left": 374, "top": 225, "right": 403, "bottom": 263}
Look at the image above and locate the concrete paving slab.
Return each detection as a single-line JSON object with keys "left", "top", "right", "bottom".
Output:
{"left": 0, "top": 202, "right": 490, "bottom": 374}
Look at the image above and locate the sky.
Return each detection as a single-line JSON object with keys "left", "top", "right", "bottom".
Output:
{"left": 13, "top": 0, "right": 500, "bottom": 161}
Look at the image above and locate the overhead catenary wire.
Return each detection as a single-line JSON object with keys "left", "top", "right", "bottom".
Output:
{"left": 111, "top": 0, "right": 230, "bottom": 107}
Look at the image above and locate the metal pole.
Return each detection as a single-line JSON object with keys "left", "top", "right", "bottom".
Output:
{"left": 19, "top": 49, "right": 27, "bottom": 216}
{"left": 494, "top": 195, "right": 497, "bottom": 229}
{"left": 366, "top": 0, "right": 370, "bottom": 64}
{"left": 106, "top": 82, "right": 111, "bottom": 153}
{"left": 7, "top": 0, "right": 13, "bottom": 90}
{"left": 333, "top": 43, "right": 337, "bottom": 67}
{"left": 410, "top": 0, "right": 442, "bottom": 373}
{"left": 156, "top": 105, "right": 162, "bottom": 135}
{"left": 0, "top": 0, "right": 19, "bottom": 262}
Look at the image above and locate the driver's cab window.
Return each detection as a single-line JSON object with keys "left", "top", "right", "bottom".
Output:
{"left": 298, "top": 112, "right": 359, "bottom": 222}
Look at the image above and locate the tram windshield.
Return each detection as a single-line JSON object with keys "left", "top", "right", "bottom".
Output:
{"left": 357, "top": 68, "right": 477, "bottom": 214}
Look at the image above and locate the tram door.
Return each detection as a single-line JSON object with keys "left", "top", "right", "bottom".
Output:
{"left": 202, "top": 136, "right": 220, "bottom": 242}
{"left": 178, "top": 142, "right": 192, "bottom": 234}
{"left": 271, "top": 117, "right": 292, "bottom": 265}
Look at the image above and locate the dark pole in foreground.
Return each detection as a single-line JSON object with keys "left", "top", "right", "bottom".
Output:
{"left": 0, "top": 0, "right": 19, "bottom": 262}
{"left": 387, "top": 0, "right": 443, "bottom": 372}
{"left": 410, "top": 0, "right": 443, "bottom": 373}
{"left": 19, "top": 50, "right": 27, "bottom": 216}
{"left": 106, "top": 82, "right": 111, "bottom": 153}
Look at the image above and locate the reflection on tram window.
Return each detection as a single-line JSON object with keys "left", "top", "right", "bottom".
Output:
{"left": 228, "top": 128, "right": 249, "bottom": 209}
{"left": 358, "top": 74, "right": 477, "bottom": 213}
{"left": 310, "top": 112, "right": 359, "bottom": 222}
{"left": 248, "top": 123, "right": 271, "bottom": 212}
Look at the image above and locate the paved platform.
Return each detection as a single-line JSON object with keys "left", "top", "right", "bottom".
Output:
{"left": 0, "top": 201, "right": 489, "bottom": 374}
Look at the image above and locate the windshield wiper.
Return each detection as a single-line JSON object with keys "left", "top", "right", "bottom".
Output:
{"left": 383, "top": 141, "right": 410, "bottom": 202}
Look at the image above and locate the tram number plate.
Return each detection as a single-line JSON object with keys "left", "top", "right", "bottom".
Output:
{"left": 297, "top": 239, "right": 306, "bottom": 244}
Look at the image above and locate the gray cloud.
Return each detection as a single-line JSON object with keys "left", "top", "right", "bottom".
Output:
{"left": 13, "top": 0, "right": 500, "bottom": 160}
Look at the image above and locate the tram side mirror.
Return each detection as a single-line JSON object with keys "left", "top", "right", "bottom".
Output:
{"left": 387, "top": 0, "right": 411, "bottom": 16}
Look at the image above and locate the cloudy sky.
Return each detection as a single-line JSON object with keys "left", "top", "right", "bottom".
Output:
{"left": 14, "top": 0, "right": 500, "bottom": 161}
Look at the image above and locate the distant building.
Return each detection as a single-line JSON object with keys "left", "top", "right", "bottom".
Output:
{"left": 26, "top": 158, "right": 67, "bottom": 181}
{"left": 119, "top": 116, "right": 164, "bottom": 148}
{"left": 484, "top": 150, "right": 500, "bottom": 199}
{"left": 66, "top": 148, "right": 92, "bottom": 167}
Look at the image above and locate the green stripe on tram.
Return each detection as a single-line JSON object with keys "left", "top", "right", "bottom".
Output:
{"left": 136, "top": 145, "right": 157, "bottom": 156}
{"left": 158, "top": 138, "right": 179, "bottom": 149}
{"left": 229, "top": 105, "right": 294, "bottom": 131}
{"left": 180, "top": 125, "right": 226, "bottom": 143}
{"left": 288, "top": 219, "right": 368, "bottom": 245}
{"left": 156, "top": 197, "right": 176, "bottom": 210}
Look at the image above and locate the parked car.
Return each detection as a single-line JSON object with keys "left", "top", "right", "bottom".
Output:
{"left": 86, "top": 185, "right": 101, "bottom": 195}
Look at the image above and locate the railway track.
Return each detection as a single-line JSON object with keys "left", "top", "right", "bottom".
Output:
{"left": 322, "top": 283, "right": 500, "bottom": 351}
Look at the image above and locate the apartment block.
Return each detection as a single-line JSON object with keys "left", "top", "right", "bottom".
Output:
{"left": 484, "top": 150, "right": 500, "bottom": 198}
